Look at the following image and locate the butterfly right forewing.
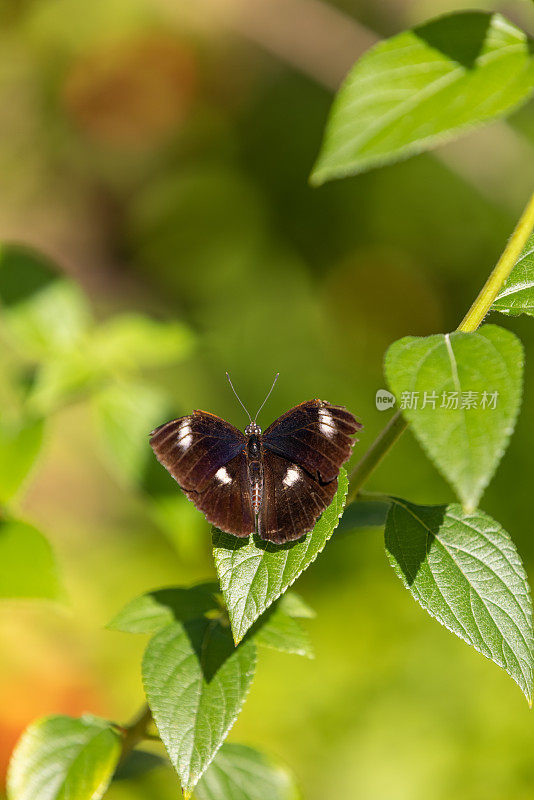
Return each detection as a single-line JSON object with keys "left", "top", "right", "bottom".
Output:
{"left": 262, "top": 400, "right": 361, "bottom": 483}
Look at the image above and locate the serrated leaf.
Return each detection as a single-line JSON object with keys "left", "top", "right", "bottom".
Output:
{"left": 492, "top": 232, "right": 534, "bottom": 316}
{"left": 0, "top": 418, "right": 44, "bottom": 504}
{"left": 92, "top": 381, "right": 171, "bottom": 486}
{"left": 143, "top": 619, "right": 256, "bottom": 798}
{"left": 195, "top": 743, "right": 301, "bottom": 800}
{"left": 311, "top": 12, "right": 534, "bottom": 184}
{"left": 252, "top": 604, "right": 314, "bottom": 658}
{"left": 0, "top": 517, "right": 60, "bottom": 600}
{"left": 7, "top": 715, "right": 121, "bottom": 800}
{"left": 89, "top": 313, "right": 194, "bottom": 372}
{"left": 385, "top": 499, "right": 534, "bottom": 701}
{"left": 385, "top": 324, "right": 523, "bottom": 511}
{"left": 213, "top": 469, "right": 348, "bottom": 644}
{"left": 0, "top": 244, "right": 91, "bottom": 357}
{"left": 108, "top": 582, "right": 220, "bottom": 633}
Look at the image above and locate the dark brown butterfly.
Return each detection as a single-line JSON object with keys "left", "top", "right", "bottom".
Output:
{"left": 149, "top": 374, "right": 361, "bottom": 543}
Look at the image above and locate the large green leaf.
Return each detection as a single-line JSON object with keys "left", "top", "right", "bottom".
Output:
{"left": 108, "top": 582, "right": 220, "bottom": 633}
{"left": 213, "top": 470, "right": 348, "bottom": 644}
{"left": 89, "top": 313, "right": 194, "bottom": 372}
{"left": 311, "top": 12, "right": 534, "bottom": 184}
{"left": 92, "top": 381, "right": 171, "bottom": 486}
{"left": 0, "top": 245, "right": 90, "bottom": 357}
{"left": 385, "top": 325, "right": 523, "bottom": 511}
{"left": 0, "top": 518, "right": 60, "bottom": 600}
{"left": 195, "top": 744, "right": 301, "bottom": 800}
{"left": 0, "top": 418, "right": 44, "bottom": 504}
{"left": 385, "top": 499, "right": 534, "bottom": 701}
{"left": 492, "top": 232, "right": 534, "bottom": 316}
{"left": 142, "top": 619, "right": 256, "bottom": 798}
{"left": 7, "top": 715, "right": 121, "bottom": 800}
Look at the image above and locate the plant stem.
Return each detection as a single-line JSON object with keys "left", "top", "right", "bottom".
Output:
{"left": 346, "top": 411, "right": 406, "bottom": 503}
{"left": 347, "top": 189, "right": 534, "bottom": 502}
{"left": 119, "top": 703, "right": 154, "bottom": 762}
{"left": 458, "top": 191, "right": 534, "bottom": 332}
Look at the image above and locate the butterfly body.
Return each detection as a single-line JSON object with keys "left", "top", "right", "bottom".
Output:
{"left": 150, "top": 399, "right": 361, "bottom": 544}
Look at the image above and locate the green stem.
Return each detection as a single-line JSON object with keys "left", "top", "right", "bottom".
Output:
{"left": 458, "top": 191, "right": 534, "bottom": 332}
{"left": 119, "top": 704, "right": 155, "bottom": 762}
{"left": 347, "top": 189, "right": 534, "bottom": 502}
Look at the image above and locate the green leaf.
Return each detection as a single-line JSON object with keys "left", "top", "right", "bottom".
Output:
{"left": 92, "top": 381, "right": 171, "bottom": 486}
{"left": 0, "top": 245, "right": 91, "bottom": 357}
{"left": 195, "top": 743, "right": 301, "bottom": 800}
{"left": 385, "top": 324, "right": 523, "bottom": 511}
{"left": 143, "top": 619, "right": 256, "bottom": 798}
{"left": 311, "top": 12, "right": 534, "bottom": 184}
{"left": 213, "top": 469, "right": 348, "bottom": 644}
{"left": 0, "top": 517, "right": 60, "bottom": 600}
{"left": 89, "top": 313, "right": 194, "bottom": 372}
{"left": 492, "top": 232, "right": 534, "bottom": 316}
{"left": 385, "top": 499, "right": 534, "bottom": 701}
{"left": 7, "top": 715, "right": 121, "bottom": 800}
{"left": 277, "top": 591, "right": 315, "bottom": 619}
{"left": 108, "top": 582, "right": 221, "bottom": 633}
{"left": 0, "top": 418, "right": 44, "bottom": 504}
{"left": 252, "top": 603, "right": 314, "bottom": 658}
{"left": 28, "top": 353, "right": 97, "bottom": 416}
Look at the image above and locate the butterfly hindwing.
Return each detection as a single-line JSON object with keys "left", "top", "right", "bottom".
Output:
{"left": 258, "top": 451, "right": 338, "bottom": 543}
{"left": 184, "top": 450, "right": 255, "bottom": 537}
{"left": 149, "top": 411, "right": 246, "bottom": 492}
{"left": 262, "top": 400, "right": 361, "bottom": 483}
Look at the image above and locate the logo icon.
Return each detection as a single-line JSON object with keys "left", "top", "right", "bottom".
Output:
{"left": 375, "top": 389, "right": 396, "bottom": 410}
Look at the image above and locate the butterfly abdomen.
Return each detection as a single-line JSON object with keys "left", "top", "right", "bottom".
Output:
{"left": 247, "top": 434, "right": 263, "bottom": 515}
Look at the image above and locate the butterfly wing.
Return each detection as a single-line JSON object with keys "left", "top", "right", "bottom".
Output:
{"left": 262, "top": 400, "right": 361, "bottom": 483}
{"left": 150, "top": 410, "right": 246, "bottom": 491}
{"left": 258, "top": 452, "right": 338, "bottom": 543}
{"left": 184, "top": 450, "right": 255, "bottom": 537}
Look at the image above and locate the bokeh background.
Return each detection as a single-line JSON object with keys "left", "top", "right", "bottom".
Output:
{"left": 1, "top": 0, "right": 534, "bottom": 798}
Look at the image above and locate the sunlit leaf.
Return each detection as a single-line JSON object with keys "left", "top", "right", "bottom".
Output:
{"left": 385, "top": 499, "right": 534, "bottom": 701}
{"left": 385, "top": 325, "right": 523, "bottom": 511}
{"left": 311, "top": 12, "right": 534, "bottom": 184}
{"left": 492, "top": 232, "right": 534, "bottom": 316}
{"left": 143, "top": 620, "right": 256, "bottom": 798}
{"left": 195, "top": 743, "right": 301, "bottom": 800}
{"left": 0, "top": 244, "right": 91, "bottom": 357}
{"left": 252, "top": 603, "right": 314, "bottom": 658}
{"left": 7, "top": 715, "right": 121, "bottom": 800}
{"left": 108, "top": 582, "right": 220, "bottom": 633}
{"left": 0, "top": 517, "right": 60, "bottom": 600}
{"left": 89, "top": 313, "right": 194, "bottom": 371}
{"left": 277, "top": 591, "right": 315, "bottom": 619}
{"left": 213, "top": 470, "right": 348, "bottom": 644}
{"left": 0, "top": 418, "right": 44, "bottom": 504}
{"left": 92, "top": 381, "right": 170, "bottom": 486}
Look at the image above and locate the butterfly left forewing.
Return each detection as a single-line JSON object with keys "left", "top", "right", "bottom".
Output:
{"left": 262, "top": 400, "right": 361, "bottom": 482}
{"left": 258, "top": 451, "right": 337, "bottom": 543}
{"left": 150, "top": 410, "right": 246, "bottom": 492}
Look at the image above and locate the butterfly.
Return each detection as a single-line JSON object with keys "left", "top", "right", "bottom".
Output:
{"left": 149, "top": 374, "right": 361, "bottom": 544}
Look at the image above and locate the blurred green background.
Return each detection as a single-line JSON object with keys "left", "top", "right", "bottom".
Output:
{"left": 1, "top": 0, "right": 534, "bottom": 798}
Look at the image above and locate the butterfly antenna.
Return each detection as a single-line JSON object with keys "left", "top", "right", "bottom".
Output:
{"left": 254, "top": 372, "right": 279, "bottom": 423}
{"left": 226, "top": 372, "right": 252, "bottom": 424}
